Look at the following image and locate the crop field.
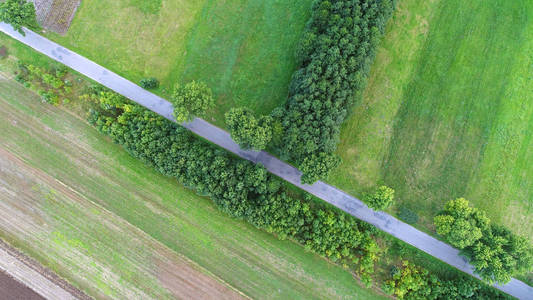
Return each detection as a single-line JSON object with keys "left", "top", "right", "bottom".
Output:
{"left": 331, "top": 0, "right": 533, "bottom": 241}
{"left": 46, "top": 0, "right": 312, "bottom": 126}
{"left": 0, "top": 54, "right": 385, "bottom": 299}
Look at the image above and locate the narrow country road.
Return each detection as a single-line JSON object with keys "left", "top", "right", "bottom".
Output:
{"left": 1, "top": 23, "right": 531, "bottom": 300}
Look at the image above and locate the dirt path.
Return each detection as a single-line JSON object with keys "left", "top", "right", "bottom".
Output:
{"left": 0, "top": 239, "right": 88, "bottom": 300}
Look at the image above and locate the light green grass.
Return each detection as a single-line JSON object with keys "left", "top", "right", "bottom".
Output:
{"left": 46, "top": 0, "right": 311, "bottom": 126}
{"left": 331, "top": 0, "right": 533, "bottom": 242}
{"left": 0, "top": 56, "right": 385, "bottom": 299}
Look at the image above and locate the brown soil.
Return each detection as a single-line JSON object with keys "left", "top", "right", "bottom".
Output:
{"left": 0, "top": 270, "right": 44, "bottom": 300}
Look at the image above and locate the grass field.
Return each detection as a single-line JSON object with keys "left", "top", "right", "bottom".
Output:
{"left": 0, "top": 57, "right": 385, "bottom": 299}
{"left": 331, "top": 0, "right": 533, "bottom": 242}
{"left": 45, "top": 0, "right": 312, "bottom": 126}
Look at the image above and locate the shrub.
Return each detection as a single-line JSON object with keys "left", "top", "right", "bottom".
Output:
{"left": 225, "top": 107, "right": 272, "bottom": 150}
{"left": 171, "top": 80, "right": 214, "bottom": 123}
{"left": 398, "top": 206, "right": 418, "bottom": 224}
{"left": 139, "top": 77, "right": 159, "bottom": 89}
{"left": 0, "top": 0, "right": 40, "bottom": 35}
{"left": 365, "top": 186, "right": 395, "bottom": 211}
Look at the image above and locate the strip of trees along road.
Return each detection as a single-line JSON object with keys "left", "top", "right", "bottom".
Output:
{"left": 0, "top": 23, "right": 531, "bottom": 300}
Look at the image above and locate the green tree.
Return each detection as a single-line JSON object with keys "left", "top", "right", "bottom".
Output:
{"left": 225, "top": 107, "right": 272, "bottom": 150}
{"left": 434, "top": 198, "right": 489, "bottom": 249}
{"left": 384, "top": 260, "right": 433, "bottom": 299}
{"left": 171, "top": 81, "right": 214, "bottom": 123}
{"left": 365, "top": 186, "right": 395, "bottom": 210}
{"left": 0, "top": 0, "right": 40, "bottom": 35}
{"left": 300, "top": 152, "right": 340, "bottom": 184}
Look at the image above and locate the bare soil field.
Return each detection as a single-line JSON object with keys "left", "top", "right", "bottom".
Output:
{"left": 33, "top": 0, "right": 80, "bottom": 34}
{"left": 0, "top": 270, "right": 44, "bottom": 300}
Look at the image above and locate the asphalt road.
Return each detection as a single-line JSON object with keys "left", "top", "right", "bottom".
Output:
{"left": 1, "top": 23, "right": 531, "bottom": 300}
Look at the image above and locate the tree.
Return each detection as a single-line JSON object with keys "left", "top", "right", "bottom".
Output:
{"left": 171, "top": 81, "right": 214, "bottom": 123}
{"left": 384, "top": 260, "right": 433, "bottom": 299}
{"left": 300, "top": 152, "right": 340, "bottom": 184}
{"left": 225, "top": 107, "right": 272, "bottom": 150}
{"left": 0, "top": 0, "right": 40, "bottom": 35}
{"left": 365, "top": 186, "right": 395, "bottom": 210}
{"left": 139, "top": 77, "right": 159, "bottom": 89}
{"left": 433, "top": 198, "right": 489, "bottom": 249}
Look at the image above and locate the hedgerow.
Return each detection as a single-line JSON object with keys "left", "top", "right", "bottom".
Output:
{"left": 384, "top": 260, "right": 512, "bottom": 300}
{"left": 86, "top": 89, "right": 381, "bottom": 284}
{"left": 277, "top": 0, "right": 396, "bottom": 178}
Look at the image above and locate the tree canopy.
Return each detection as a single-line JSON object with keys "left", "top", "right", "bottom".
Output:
{"left": 171, "top": 80, "right": 214, "bottom": 123}
{"left": 434, "top": 198, "right": 533, "bottom": 284}
{"left": 225, "top": 107, "right": 272, "bottom": 150}
{"left": 365, "top": 186, "right": 395, "bottom": 211}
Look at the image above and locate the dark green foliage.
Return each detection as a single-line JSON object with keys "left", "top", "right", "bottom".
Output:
{"left": 398, "top": 206, "right": 418, "bottom": 224}
{"left": 434, "top": 199, "right": 533, "bottom": 284}
{"left": 278, "top": 0, "right": 395, "bottom": 167}
{"left": 171, "top": 80, "right": 214, "bottom": 123}
{"left": 139, "top": 77, "right": 159, "bottom": 89}
{"left": 225, "top": 107, "right": 273, "bottom": 150}
{"left": 300, "top": 152, "right": 340, "bottom": 184}
{"left": 0, "top": 0, "right": 40, "bottom": 35}
{"left": 364, "top": 185, "right": 394, "bottom": 210}
{"left": 384, "top": 260, "right": 512, "bottom": 300}
{"left": 87, "top": 90, "right": 381, "bottom": 280}
{"left": 466, "top": 225, "right": 533, "bottom": 284}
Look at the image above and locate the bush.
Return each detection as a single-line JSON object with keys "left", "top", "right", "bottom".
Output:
{"left": 171, "top": 81, "right": 214, "bottom": 123}
{"left": 0, "top": 0, "right": 40, "bottom": 35}
{"left": 365, "top": 186, "right": 395, "bottom": 211}
{"left": 398, "top": 206, "right": 418, "bottom": 224}
{"left": 225, "top": 107, "right": 272, "bottom": 150}
{"left": 278, "top": 0, "right": 395, "bottom": 169}
{"left": 139, "top": 77, "right": 159, "bottom": 89}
